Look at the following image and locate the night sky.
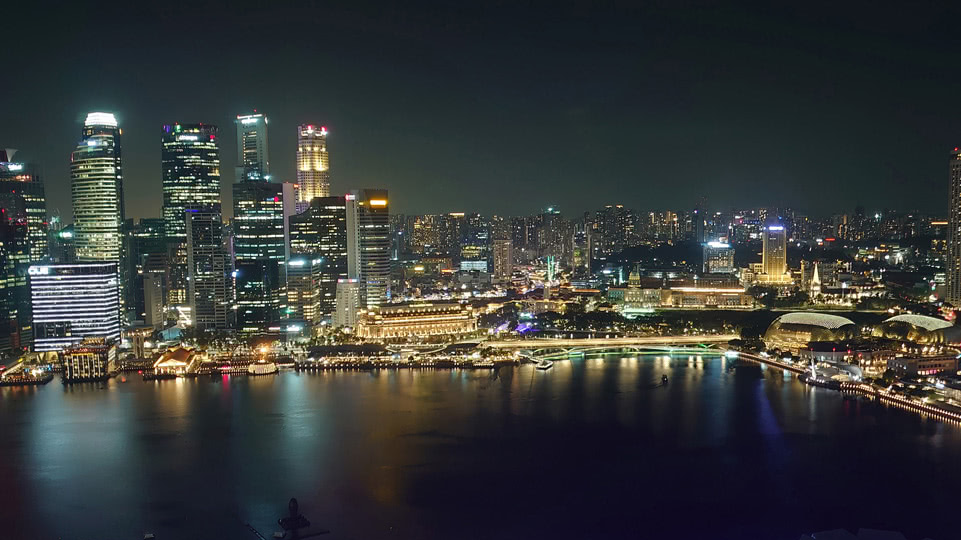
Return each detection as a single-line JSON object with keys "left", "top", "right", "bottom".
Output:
{"left": 2, "top": 1, "right": 961, "bottom": 220}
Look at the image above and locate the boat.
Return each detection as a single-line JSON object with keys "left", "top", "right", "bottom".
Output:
{"left": 473, "top": 359, "right": 495, "bottom": 368}
{"left": 662, "top": 374, "right": 669, "bottom": 384}
{"left": 247, "top": 360, "right": 279, "bottom": 376}
{"left": 535, "top": 360, "right": 553, "bottom": 370}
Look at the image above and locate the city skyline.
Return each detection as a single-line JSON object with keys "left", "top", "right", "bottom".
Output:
{"left": 6, "top": 3, "right": 961, "bottom": 219}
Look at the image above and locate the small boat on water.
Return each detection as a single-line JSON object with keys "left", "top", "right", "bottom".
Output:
{"left": 473, "top": 359, "right": 495, "bottom": 368}
{"left": 662, "top": 374, "right": 669, "bottom": 384}
{"left": 247, "top": 360, "right": 279, "bottom": 376}
{"left": 535, "top": 360, "right": 553, "bottom": 370}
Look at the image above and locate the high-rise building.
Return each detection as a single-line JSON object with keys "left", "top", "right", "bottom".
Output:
{"left": 286, "top": 257, "right": 323, "bottom": 323}
{"left": 0, "top": 151, "right": 47, "bottom": 261}
{"left": 161, "top": 123, "right": 221, "bottom": 305}
{"left": 61, "top": 338, "right": 117, "bottom": 382}
{"left": 948, "top": 148, "right": 961, "bottom": 304}
{"left": 29, "top": 262, "right": 121, "bottom": 352}
{"left": 346, "top": 189, "right": 390, "bottom": 308}
{"left": 0, "top": 205, "right": 31, "bottom": 355}
{"left": 71, "top": 112, "right": 124, "bottom": 264}
{"left": 236, "top": 113, "right": 269, "bottom": 182}
{"left": 289, "top": 196, "right": 348, "bottom": 319}
{"left": 334, "top": 278, "right": 361, "bottom": 327}
{"left": 758, "top": 224, "right": 791, "bottom": 284}
{"left": 186, "top": 210, "right": 232, "bottom": 330}
{"left": 492, "top": 238, "right": 513, "bottom": 282}
{"left": 703, "top": 241, "right": 735, "bottom": 274}
{"left": 296, "top": 125, "right": 330, "bottom": 202}
{"left": 232, "top": 181, "right": 294, "bottom": 331}
{"left": 161, "top": 124, "right": 221, "bottom": 240}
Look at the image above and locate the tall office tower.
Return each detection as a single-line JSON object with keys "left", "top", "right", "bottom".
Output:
{"left": 29, "top": 262, "right": 121, "bottom": 352}
{"left": 289, "top": 196, "right": 348, "bottom": 319}
{"left": 346, "top": 189, "right": 390, "bottom": 308}
{"left": 334, "top": 278, "right": 361, "bottom": 327}
{"left": 161, "top": 124, "right": 221, "bottom": 304}
{"left": 438, "top": 212, "right": 466, "bottom": 257}
{"left": 124, "top": 218, "right": 166, "bottom": 320}
{"left": 759, "top": 223, "right": 791, "bottom": 284}
{"left": 0, "top": 151, "right": 47, "bottom": 261}
{"left": 0, "top": 205, "right": 31, "bottom": 354}
{"left": 232, "top": 181, "right": 295, "bottom": 331}
{"left": 71, "top": 112, "right": 124, "bottom": 263}
{"left": 286, "top": 257, "right": 323, "bottom": 323}
{"left": 410, "top": 214, "right": 440, "bottom": 255}
{"left": 296, "top": 125, "right": 330, "bottom": 201}
{"left": 492, "top": 238, "right": 513, "bottom": 282}
{"left": 702, "top": 241, "right": 735, "bottom": 274}
{"left": 948, "top": 148, "right": 961, "bottom": 304}
{"left": 186, "top": 210, "right": 232, "bottom": 330}
{"left": 236, "top": 112, "right": 269, "bottom": 182}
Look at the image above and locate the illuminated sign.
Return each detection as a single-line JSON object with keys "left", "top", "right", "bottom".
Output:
{"left": 345, "top": 194, "right": 355, "bottom": 201}
{"left": 767, "top": 225, "right": 784, "bottom": 231}
{"left": 239, "top": 116, "right": 260, "bottom": 124}
{"left": 87, "top": 140, "right": 99, "bottom": 147}
{"left": 28, "top": 266, "right": 49, "bottom": 276}
{"left": 706, "top": 241, "right": 730, "bottom": 248}
{"left": 4, "top": 163, "right": 23, "bottom": 172}
{"left": 177, "top": 134, "right": 198, "bottom": 141}
{"left": 369, "top": 199, "right": 387, "bottom": 207}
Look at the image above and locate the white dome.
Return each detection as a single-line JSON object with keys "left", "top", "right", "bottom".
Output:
{"left": 774, "top": 312, "right": 855, "bottom": 330}
{"left": 883, "top": 314, "right": 953, "bottom": 331}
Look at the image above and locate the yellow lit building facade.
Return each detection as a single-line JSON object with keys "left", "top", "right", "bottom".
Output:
{"left": 356, "top": 303, "right": 477, "bottom": 339}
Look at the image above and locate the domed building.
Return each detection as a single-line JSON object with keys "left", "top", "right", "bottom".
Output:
{"left": 872, "top": 314, "right": 961, "bottom": 345}
{"left": 763, "top": 312, "right": 858, "bottom": 352}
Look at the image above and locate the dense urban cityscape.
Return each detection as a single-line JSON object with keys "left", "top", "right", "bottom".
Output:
{"left": 7, "top": 2, "right": 961, "bottom": 539}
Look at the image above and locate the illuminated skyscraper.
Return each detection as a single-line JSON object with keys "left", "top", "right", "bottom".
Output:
{"left": 186, "top": 210, "right": 232, "bottom": 330}
{"left": 236, "top": 112, "right": 269, "bottom": 182}
{"left": 232, "top": 181, "right": 295, "bottom": 332}
{"left": 703, "top": 241, "right": 735, "bottom": 274}
{"left": 949, "top": 148, "right": 961, "bottom": 304}
{"left": 71, "top": 112, "right": 124, "bottom": 263}
{"left": 296, "top": 125, "right": 330, "bottom": 201}
{"left": 162, "top": 123, "right": 220, "bottom": 305}
{"left": 492, "top": 238, "right": 513, "bottom": 282}
{"left": 161, "top": 124, "right": 220, "bottom": 240}
{"left": 0, "top": 151, "right": 47, "bottom": 261}
{"left": 346, "top": 189, "right": 390, "bottom": 308}
{"left": 289, "top": 196, "right": 348, "bottom": 319}
{"left": 758, "top": 223, "right": 791, "bottom": 284}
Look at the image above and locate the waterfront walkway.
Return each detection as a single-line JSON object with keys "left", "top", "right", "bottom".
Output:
{"left": 484, "top": 334, "right": 739, "bottom": 349}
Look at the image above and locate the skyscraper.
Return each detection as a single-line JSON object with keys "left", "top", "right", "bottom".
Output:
{"left": 296, "top": 125, "right": 330, "bottom": 201}
{"left": 71, "top": 112, "right": 124, "bottom": 263}
{"left": 346, "top": 189, "right": 390, "bottom": 308}
{"left": 0, "top": 205, "right": 31, "bottom": 354}
{"left": 161, "top": 123, "right": 220, "bottom": 305}
{"left": 232, "top": 181, "right": 294, "bottom": 331}
{"left": 0, "top": 150, "right": 47, "bottom": 262}
{"left": 948, "top": 148, "right": 961, "bottom": 305}
{"left": 759, "top": 224, "right": 791, "bottom": 284}
{"left": 236, "top": 113, "right": 269, "bottom": 182}
{"left": 492, "top": 238, "right": 513, "bottom": 282}
{"left": 161, "top": 123, "right": 221, "bottom": 239}
{"left": 186, "top": 210, "right": 232, "bottom": 330}
{"left": 289, "top": 196, "right": 348, "bottom": 319}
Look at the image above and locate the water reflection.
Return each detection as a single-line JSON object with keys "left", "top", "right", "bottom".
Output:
{"left": 0, "top": 354, "right": 958, "bottom": 539}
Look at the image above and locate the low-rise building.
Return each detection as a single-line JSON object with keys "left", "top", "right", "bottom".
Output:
{"left": 887, "top": 355, "right": 959, "bottom": 377}
{"left": 152, "top": 346, "right": 207, "bottom": 375}
{"left": 356, "top": 302, "right": 477, "bottom": 339}
{"left": 61, "top": 338, "right": 117, "bottom": 382}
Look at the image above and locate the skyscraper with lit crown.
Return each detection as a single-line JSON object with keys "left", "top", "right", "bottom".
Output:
{"left": 296, "top": 124, "right": 330, "bottom": 201}
{"left": 71, "top": 112, "right": 124, "bottom": 263}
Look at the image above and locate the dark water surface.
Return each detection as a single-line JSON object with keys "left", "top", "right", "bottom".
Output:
{"left": 0, "top": 354, "right": 956, "bottom": 539}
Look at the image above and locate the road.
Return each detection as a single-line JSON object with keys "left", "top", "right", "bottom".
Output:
{"left": 483, "top": 334, "right": 739, "bottom": 349}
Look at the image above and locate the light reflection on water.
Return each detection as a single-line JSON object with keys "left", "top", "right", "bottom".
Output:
{"left": 0, "top": 353, "right": 957, "bottom": 540}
